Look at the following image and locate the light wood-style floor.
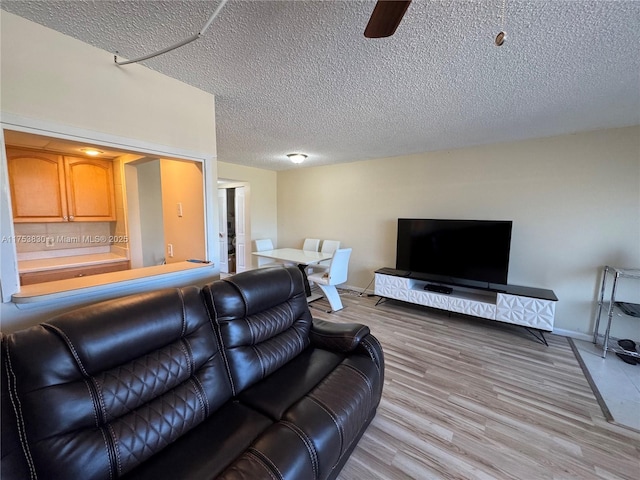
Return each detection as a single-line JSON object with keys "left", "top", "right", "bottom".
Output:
{"left": 308, "top": 291, "right": 640, "bottom": 480}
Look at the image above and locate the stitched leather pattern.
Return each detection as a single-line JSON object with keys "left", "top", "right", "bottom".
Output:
{"left": 308, "top": 365, "right": 372, "bottom": 456}
{"left": 96, "top": 343, "right": 191, "bottom": 421}
{"left": 226, "top": 314, "right": 311, "bottom": 392}
{"left": 218, "top": 451, "right": 279, "bottom": 480}
{"left": 2, "top": 340, "right": 38, "bottom": 480}
{"left": 248, "top": 304, "right": 298, "bottom": 344}
{"left": 280, "top": 421, "right": 319, "bottom": 480}
{"left": 253, "top": 326, "right": 309, "bottom": 378}
{"left": 108, "top": 381, "right": 205, "bottom": 475}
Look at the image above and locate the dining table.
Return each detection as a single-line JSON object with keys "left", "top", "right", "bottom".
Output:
{"left": 252, "top": 248, "right": 333, "bottom": 297}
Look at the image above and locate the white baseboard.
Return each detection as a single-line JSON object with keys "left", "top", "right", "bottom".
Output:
{"left": 340, "top": 283, "right": 374, "bottom": 296}
{"left": 552, "top": 329, "right": 593, "bottom": 342}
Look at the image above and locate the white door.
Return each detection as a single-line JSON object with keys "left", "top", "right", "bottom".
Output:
{"left": 217, "top": 188, "right": 228, "bottom": 274}
{"left": 234, "top": 187, "right": 247, "bottom": 273}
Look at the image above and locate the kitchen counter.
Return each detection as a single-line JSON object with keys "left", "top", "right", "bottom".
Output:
{"left": 18, "top": 253, "right": 128, "bottom": 274}
{"left": 13, "top": 261, "right": 215, "bottom": 304}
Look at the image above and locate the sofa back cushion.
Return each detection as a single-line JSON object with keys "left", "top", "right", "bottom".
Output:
{"left": 2, "top": 287, "right": 232, "bottom": 480}
{"left": 202, "top": 266, "right": 312, "bottom": 395}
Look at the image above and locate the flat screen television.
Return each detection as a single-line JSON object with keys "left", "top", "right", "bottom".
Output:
{"left": 395, "top": 219, "right": 513, "bottom": 286}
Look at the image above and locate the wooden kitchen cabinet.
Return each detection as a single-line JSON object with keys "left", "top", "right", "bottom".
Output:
{"left": 64, "top": 156, "right": 116, "bottom": 221}
{"left": 7, "top": 147, "right": 116, "bottom": 223}
{"left": 7, "top": 149, "right": 68, "bottom": 222}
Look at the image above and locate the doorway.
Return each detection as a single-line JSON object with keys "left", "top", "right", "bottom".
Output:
{"left": 218, "top": 182, "right": 250, "bottom": 275}
{"left": 225, "top": 188, "right": 236, "bottom": 273}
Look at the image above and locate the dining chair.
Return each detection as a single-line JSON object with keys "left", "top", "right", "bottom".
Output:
{"left": 307, "top": 239, "right": 341, "bottom": 276}
{"left": 254, "top": 238, "right": 277, "bottom": 268}
{"left": 302, "top": 238, "right": 320, "bottom": 252}
{"left": 307, "top": 248, "right": 352, "bottom": 312}
{"left": 321, "top": 239, "right": 341, "bottom": 254}
{"left": 318, "top": 239, "right": 341, "bottom": 267}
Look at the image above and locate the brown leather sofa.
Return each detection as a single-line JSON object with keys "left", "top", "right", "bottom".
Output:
{"left": 1, "top": 266, "right": 384, "bottom": 480}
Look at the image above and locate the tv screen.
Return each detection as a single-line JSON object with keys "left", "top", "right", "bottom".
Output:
{"left": 395, "top": 219, "right": 512, "bottom": 285}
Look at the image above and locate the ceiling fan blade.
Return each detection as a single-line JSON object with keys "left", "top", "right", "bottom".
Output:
{"left": 364, "top": 0, "right": 412, "bottom": 38}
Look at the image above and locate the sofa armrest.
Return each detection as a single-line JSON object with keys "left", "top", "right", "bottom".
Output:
{"left": 310, "top": 319, "right": 370, "bottom": 352}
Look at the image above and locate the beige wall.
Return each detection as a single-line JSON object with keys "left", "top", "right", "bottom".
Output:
{"left": 161, "top": 159, "right": 206, "bottom": 263}
{"left": 0, "top": 12, "right": 216, "bottom": 156}
{"left": 0, "top": 12, "right": 218, "bottom": 333}
{"left": 278, "top": 126, "right": 640, "bottom": 338}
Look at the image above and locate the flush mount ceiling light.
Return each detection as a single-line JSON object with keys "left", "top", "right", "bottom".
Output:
{"left": 287, "top": 153, "right": 307, "bottom": 164}
{"left": 80, "top": 148, "right": 103, "bottom": 156}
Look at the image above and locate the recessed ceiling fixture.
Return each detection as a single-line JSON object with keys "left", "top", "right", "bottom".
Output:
{"left": 80, "top": 148, "right": 103, "bottom": 156}
{"left": 287, "top": 153, "right": 307, "bottom": 164}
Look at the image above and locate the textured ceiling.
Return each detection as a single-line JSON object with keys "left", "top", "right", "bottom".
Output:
{"left": 2, "top": 1, "right": 639, "bottom": 170}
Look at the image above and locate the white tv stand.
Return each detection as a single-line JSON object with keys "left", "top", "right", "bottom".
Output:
{"left": 375, "top": 268, "right": 557, "bottom": 344}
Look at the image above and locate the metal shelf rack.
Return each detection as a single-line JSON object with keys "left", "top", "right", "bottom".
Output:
{"left": 593, "top": 266, "right": 640, "bottom": 358}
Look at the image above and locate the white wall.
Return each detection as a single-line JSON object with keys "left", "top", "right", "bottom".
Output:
{"left": 277, "top": 127, "right": 640, "bottom": 338}
{"left": 0, "top": 12, "right": 219, "bottom": 333}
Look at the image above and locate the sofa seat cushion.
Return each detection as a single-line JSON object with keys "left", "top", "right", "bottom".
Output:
{"left": 219, "top": 352, "right": 381, "bottom": 480}
{"left": 121, "top": 401, "right": 273, "bottom": 480}
{"left": 281, "top": 354, "right": 381, "bottom": 480}
{"left": 237, "top": 347, "right": 346, "bottom": 420}
{"left": 218, "top": 422, "right": 318, "bottom": 480}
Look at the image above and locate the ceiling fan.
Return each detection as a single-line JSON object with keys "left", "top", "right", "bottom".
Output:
{"left": 364, "top": 0, "right": 508, "bottom": 45}
{"left": 364, "top": 0, "right": 412, "bottom": 38}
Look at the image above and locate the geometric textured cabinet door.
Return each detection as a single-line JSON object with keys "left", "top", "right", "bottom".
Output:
{"left": 449, "top": 297, "right": 497, "bottom": 320}
{"left": 374, "top": 273, "right": 412, "bottom": 301}
{"left": 64, "top": 156, "right": 116, "bottom": 221}
{"left": 496, "top": 294, "right": 556, "bottom": 331}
